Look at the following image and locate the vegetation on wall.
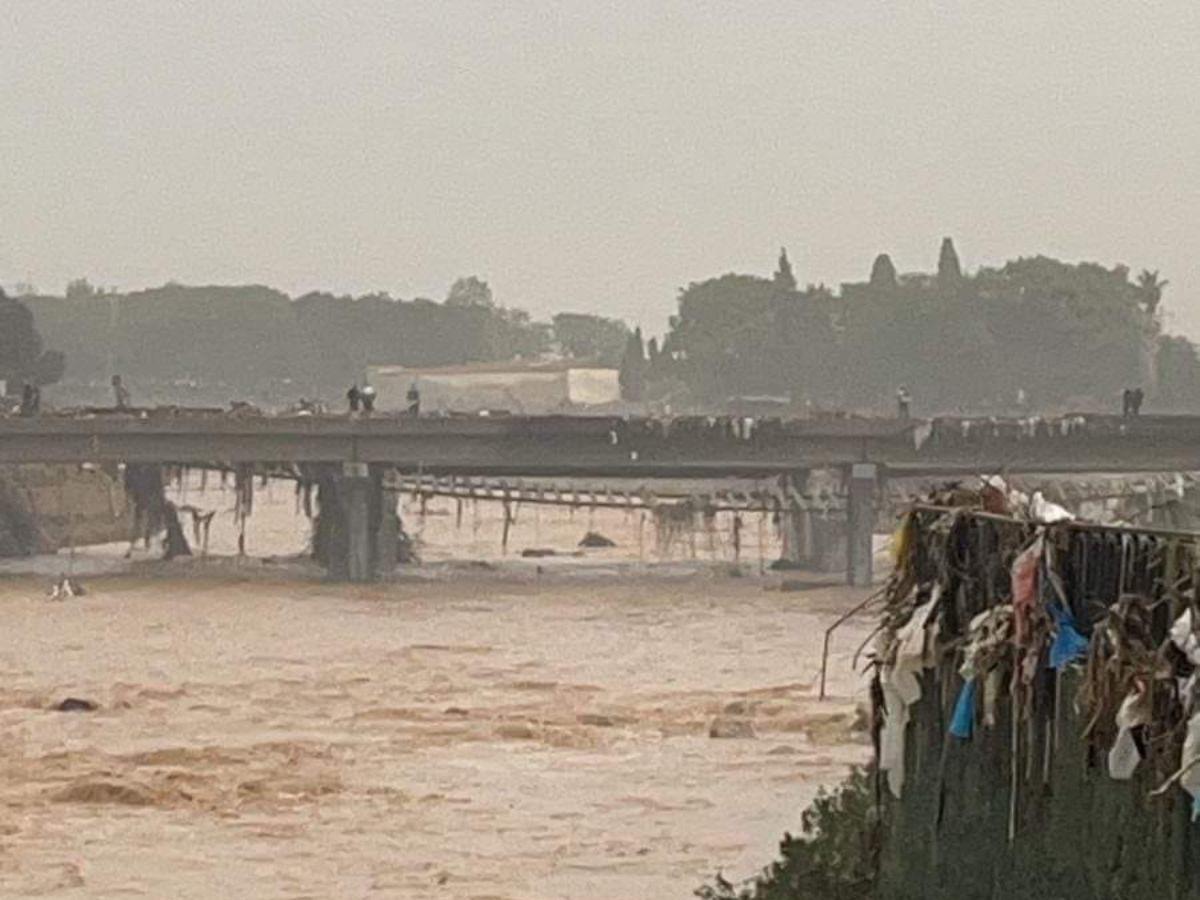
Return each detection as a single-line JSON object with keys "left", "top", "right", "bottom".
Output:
{"left": 696, "top": 768, "right": 877, "bottom": 900}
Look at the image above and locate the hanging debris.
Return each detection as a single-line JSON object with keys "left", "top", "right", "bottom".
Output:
{"left": 233, "top": 464, "right": 254, "bottom": 556}
{"left": 875, "top": 498, "right": 1200, "bottom": 848}
{"left": 161, "top": 501, "right": 192, "bottom": 560}
{"left": 123, "top": 463, "right": 167, "bottom": 551}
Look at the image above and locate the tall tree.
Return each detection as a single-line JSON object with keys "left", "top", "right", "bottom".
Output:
{"left": 869, "top": 253, "right": 898, "bottom": 289}
{"left": 1136, "top": 269, "right": 1168, "bottom": 317}
{"left": 646, "top": 336, "right": 661, "bottom": 367}
{"left": 773, "top": 247, "right": 797, "bottom": 292}
{"left": 618, "top": 327, "right": 648, "bottom": 401}
{"left": 937, "top": 237, "right": 962, "bottom": 282}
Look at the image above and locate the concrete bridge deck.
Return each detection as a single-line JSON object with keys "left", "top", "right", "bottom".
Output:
{"left": 1, "top": 411, "right": 1198, "bottom": 476}
{"left": 0, "top": 410, "right": 1195, "bottom": 475}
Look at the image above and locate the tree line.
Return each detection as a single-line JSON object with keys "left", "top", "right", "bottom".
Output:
{"left": 13, "top": 277, "right": 630, "bottom": 407}
{"left": 625, "top": 240, "right": 1189, "bottom": 415}
{"left": 6, "top": 238, "right": 1197, "bottom": 414}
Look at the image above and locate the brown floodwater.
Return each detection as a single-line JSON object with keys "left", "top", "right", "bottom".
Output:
{"left": 0, "top": 479, "right": 875, "bottom": 899}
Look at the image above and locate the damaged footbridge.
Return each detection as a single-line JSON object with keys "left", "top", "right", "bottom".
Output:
{"left": 5, "top": 410, "right": 1200, "bottom": 582}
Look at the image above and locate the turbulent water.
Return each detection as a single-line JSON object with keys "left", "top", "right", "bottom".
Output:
{"left": 0, "top": 479, "right": 873, "bottom": 899}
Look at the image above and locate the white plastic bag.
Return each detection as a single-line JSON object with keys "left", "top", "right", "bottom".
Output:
{"left": 1107, "top": 688, "right": 1150, "bottom": 781}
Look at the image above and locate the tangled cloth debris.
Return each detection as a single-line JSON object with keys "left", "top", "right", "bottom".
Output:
{"left": 877, "top": 497, "right": 1200, "bottom": 841}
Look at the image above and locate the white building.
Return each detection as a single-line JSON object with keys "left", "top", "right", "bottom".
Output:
{"left": 366, "top": 360, "right": 621, "bottom": 414}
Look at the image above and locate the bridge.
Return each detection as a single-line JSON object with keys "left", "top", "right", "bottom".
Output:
{"left": 3, "top": 411, "right": 1199, "bottom": 472}
{"left": 3, "top": 410, "right": 1199, "bottom": 582}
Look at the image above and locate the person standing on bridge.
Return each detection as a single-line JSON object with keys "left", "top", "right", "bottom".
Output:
{"left": 406, "top": 382, "right": 421, "bottom": 416}
{"left": 347, "top": 383, "right": 361, "bottom": 414}
{"left": 19, "top": 382, "right": 40, "bottom": 417}
{"left": 112, "top": 374, "right": 131, "bottom": 410}
{"left": 360, "top": 382, "right": 376, "bottom": 415}
{"left": 896, "top": 385, "right": 912, "bottom": 420}
{"left": 1122, "top": 387, "right": 1145, "bottom": 418}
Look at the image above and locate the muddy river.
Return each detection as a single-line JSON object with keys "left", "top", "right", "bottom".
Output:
{"left": 0, "top": 480, "right": 874, "bottom": 899}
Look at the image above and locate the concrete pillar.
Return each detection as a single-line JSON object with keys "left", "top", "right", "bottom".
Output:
{"left": 342, "top": 462, "right": 372, "bottom": 583}
{"left": 795, "top": 500, "right": 815, "bottom": 563}
{"left": 814, "top": 503, "right": 848, "bottom": 574}
{"left": 375, "top": 484, "right": 400, "bottom": 577}
{"left": 778, "top": 470, "right": 809, "bottom": 568}
{"left": 847, "top": 463, "right": 878, "bottom": 586}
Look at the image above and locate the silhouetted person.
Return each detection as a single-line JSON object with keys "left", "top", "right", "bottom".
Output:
{"left": 896, "top": 385, "right": 912, "bottom": 420}
{"left": 406, "top": 383, "right": 421, "bottom": 416}
{"left": 1122, "top": 388, "right": 1132, "bottom": 417}
{"left": 1131, "top": 387, "right": 1144, "bottom": 417}
{"left": 19, "top": 382, "right": 39, "bottom": 417}
{"left": 347, "top": 384, "right": 361, "bottom": 413}
{"left": 112, "top": 374, "right": 131, "bottom": 410}
{"left": 360, "top": 383, "right": 376, "bottom": 414}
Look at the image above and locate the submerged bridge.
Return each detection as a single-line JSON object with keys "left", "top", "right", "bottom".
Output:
{"left": 3, "top": 411, "right": 1200, "bottom": 581}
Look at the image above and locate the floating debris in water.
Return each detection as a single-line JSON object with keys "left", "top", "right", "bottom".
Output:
{"left": 53, "top": 697, "right": 97, "bottom": 713}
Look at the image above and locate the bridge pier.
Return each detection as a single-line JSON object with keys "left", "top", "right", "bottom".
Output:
{"left": 778, "top": 470, "right": 847, "bottom": 574}
{"left": 375, "top": 477, "right": 400, "bottom": 575}
{"left": 317, "top": 463, "right": 401, "bottom": 582}
{"left": 342, "top": 463, "right": 373, "bottom": 582}
{"left": 846, "top": 463, "right": 878, "bottom": 586}
{"left": 779, "top": 470, "right": 810, "bottom": 566}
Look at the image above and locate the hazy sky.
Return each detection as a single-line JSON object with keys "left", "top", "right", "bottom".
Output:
{"left": 3, "top": 1, "right": 1198, "bottom": 338}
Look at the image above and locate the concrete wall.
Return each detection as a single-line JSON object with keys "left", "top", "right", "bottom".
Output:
{"left": 565, "top": 368, "right": 621, "bottom": 406}
{"left": 368, "top": 366, "right": 619, "bottom": 414}
{"left": 0, "top": 464, "right": 132, "bottom": 555}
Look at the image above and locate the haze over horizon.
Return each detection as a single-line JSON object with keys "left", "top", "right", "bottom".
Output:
{"left": 3, "top": 1, "right": 1198, "bottom": 339}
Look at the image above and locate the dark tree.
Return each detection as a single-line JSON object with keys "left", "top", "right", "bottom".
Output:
{"left": 618, "top": 327, "right": 647, "bottom": 401}
{"left": 444, "top": 276, "right": 494, "bottom": 309}
{"left": 1137, "top": 269, "right": 1168, "bottom": 317}
{"left": 774, "top": 247, "right": 797, "bottom": 292}
{"left": 552, "top": 312, "right": 630, "bottom": 366}
{"left": 0, "top": 289, "right": 65, "bottom": 388}
{"left": 869, "top": 253, "right": 898, "bottom": 289}
{"left": 937, "top": 237, "right": 962, "bottom": 282}
{"left": 1155, "top": 335, "right": 1199, "bottom": 409}
{"left": 65, "top": 278, "right": 99, "bottom": 300}
{"left": 654, "top": 244, "right": 1167, "bottom": 413}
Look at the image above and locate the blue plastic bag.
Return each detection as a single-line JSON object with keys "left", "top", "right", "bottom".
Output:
{"left": 1048, "top": 602, "right": 1089, "bottom": 670}
{"left": 949, "top": 679, "right": 977, "bottom": 740}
